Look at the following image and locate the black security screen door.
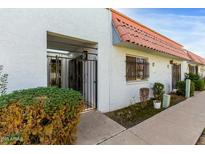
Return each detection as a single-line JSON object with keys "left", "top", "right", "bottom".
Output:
{"left": 68, "top": 58, "right": 83, "bottom": 93}
{"left": 47, "top": 51, "right": 97, "bottom": 110}
{"left": 49, "top": 57, "right": 62, "bottom": 88}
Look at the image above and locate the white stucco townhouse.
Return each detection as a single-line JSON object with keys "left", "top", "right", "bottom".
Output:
{"left": 0, "top": 8, "right": 205, "bottom": 112}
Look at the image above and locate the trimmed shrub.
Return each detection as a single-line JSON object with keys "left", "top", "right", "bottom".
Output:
{"left": 176, "top": 81, "right": 195, "bottom": 97}
{"left": 0, "top": 87, "right": 84, "bottom": 145}
{"left": 185, "top": 73, "right": 200, "bottom": 81}
{"left": 195, "top": 79, "right": 205, "bottom": 91}
{"left": 176, "top": 81, "right": 185, "bottom": 96}
{"left": 190, "top": 81, "right": 195, "bottom": 96}
{"left": 184, "top": 72, "right": 203, "bottom": 92}
{"left": 153, "top": 82, "right": 165, "bottom": 101}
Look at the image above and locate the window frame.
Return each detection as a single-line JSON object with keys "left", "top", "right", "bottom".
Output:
{"left": 126, "top": 54, "right": 149, "bottom": 82}
{"left": 189, "top": 64, "right": 198, "bottom": 74}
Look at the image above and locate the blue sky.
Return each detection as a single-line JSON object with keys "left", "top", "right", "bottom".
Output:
{"left": 117, "top": 8, "right": 205, "bottom": 57}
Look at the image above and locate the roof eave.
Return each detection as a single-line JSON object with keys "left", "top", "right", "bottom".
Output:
{"left": 113, "top": 40, "right": 189, "bottom": 61}
{"left": 110, "top": 8, "right": 184, "bottom": 48}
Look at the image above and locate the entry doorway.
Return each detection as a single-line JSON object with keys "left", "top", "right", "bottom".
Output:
{"left": 47, "top": 32, "right": 98, "bottom": 110}
{"left": 172, "top": 63, "right": 181, "bottom": 89}
{"left": 68, "top": 58, "right": 83, "bottom": 93}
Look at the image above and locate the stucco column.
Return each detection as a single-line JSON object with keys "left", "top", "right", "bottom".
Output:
{"left": 181, "top": 61, "right": 189, "bottom": 81}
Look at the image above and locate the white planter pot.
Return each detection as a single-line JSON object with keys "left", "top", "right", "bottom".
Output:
{"left": 153, "top": 100, "right": 161, "bottom": 109}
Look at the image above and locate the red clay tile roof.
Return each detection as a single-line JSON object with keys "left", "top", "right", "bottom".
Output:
{"left": 111, "top": 10, "right": 191, "bottom": 60}
{"left": 186, "top": 50, "right": 205, "bottom": 65}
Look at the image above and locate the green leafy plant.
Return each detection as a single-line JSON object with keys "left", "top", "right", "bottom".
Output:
{"left": 185, "top": 73, "right": 200, "bottom": 81}
{"left": 195, "top": 79, "right": 205, "bottom": 91}
{"left": 0, "top": 65, "right": 8, "bottom": 95}
{"left": 190, "top": 81, "right": 195, "bottom": 96}
{"left": 176, "top": 81, "right": 185, "bottom": 96}
{"left": 176, "top": 81, "right": 195, "bottom": 96}
{"left": 153, "top": 82, "right": 165, "bottom": 101}
{"left": 0, "top": 87, "right": 84, "bottom": 145}
{"left": 185, "top": 73, "right": 204, "bottom": 91}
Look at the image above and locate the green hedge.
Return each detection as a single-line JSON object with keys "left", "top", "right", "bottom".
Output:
{"left": 185, "top": 73, "right": 204, "bottom": 91}
{"left": 176, "top": 81, "right": 185, "bottom": 96}
{"left": 195, "top": 79, "right": 205, "bottom": 91}
{"left": 176, "top": 81, "right": 195, "bottom": 97}
{"left": 190, "top": 81, "right": 195, "bottom": 96}
{"left": 185, "top": 73, "right": 200, "bottom": 81}
{"left": 0, "top": 87, "right": 84, "bottom": 145}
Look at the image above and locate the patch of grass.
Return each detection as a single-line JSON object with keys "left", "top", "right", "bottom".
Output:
{"left": 105, "top": 94, "right": 186, "bottom": 128}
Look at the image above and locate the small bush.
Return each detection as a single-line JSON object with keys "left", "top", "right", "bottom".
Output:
{"left": 176, "top": 81, "right": 185, "bottom": 96}
{"left": 190, "top": 81, "right": 195, "bottom": 96}
{"left": 185, "top": 73, "right": 200, "bottom": 81}
{"left": 195, "top": 79, "right": 205, "bottom": 91}
{"left": 0, "top": 87, "right": 84, "bottom": 145}
{"left": 176, "top": 81, "right": 195, "bottom": 96}
{"left": 153, "top": 82, "right": 164, "bottom": 101}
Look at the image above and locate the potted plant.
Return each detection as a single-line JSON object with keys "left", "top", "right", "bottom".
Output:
{"left": 152, "top": 82, "right": 164, "bottom": 109}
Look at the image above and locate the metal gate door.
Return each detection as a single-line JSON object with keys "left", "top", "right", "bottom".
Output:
{"left": 47, "top": 51, "right": 97, "bottom": 110}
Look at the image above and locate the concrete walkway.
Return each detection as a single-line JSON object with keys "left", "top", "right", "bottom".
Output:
{"left": 77, "top": 91, "right": 205, "bottom": 145}
{"left": 76, "top": 110, "right": 126, "bottom": 144}
{"left": 101, "top": 91, "right": 205, "bottom": 145}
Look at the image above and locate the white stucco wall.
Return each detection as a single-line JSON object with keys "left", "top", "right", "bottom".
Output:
{"left": 0, "top": 8, "right": 195, "bottom": 112}
{"left": 187, "top": 63, "right": 205, "bottom": 78}
{"left": 108, "top": 45, "right": 187, "bottom": 111}
{"left": 198, "top": 65, "right": 205, "bottom": 78}
{"left": 0, "top": 8, "right": 112, "bottom": 112}
{"left": 181, "top": 61, "right": 189, "bottom": 80}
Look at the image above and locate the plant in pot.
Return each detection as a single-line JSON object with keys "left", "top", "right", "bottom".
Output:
{"left": 152, "top": 82, "right": 165, "bottom": 109}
